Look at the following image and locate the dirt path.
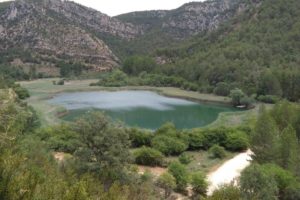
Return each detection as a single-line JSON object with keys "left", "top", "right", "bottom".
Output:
{"left": 207, "top": 149, "right": 253, "bottom": 195}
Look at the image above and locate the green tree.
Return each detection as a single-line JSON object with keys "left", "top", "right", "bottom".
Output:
{"left": 240, "top": 164, "right": 278, "bottom": 200}
{"left": 229, "top": 88, "right": 245, "bottom": 106}
{"left": 258, "top": 70, "right": 282, "bottom": 97}
{"left": 157, "top": 172, "right": 176, "bottom": 198}
{"left": 123, "top": 56, "right": 157, "bottom": 75}
{"left": 251, "top": 106, "right": 279, "bottom": 163}
{"left": 213, "top": 82, "right": 230, "bottom": 96}
{"left": 73, "top": 112, "right": 131, "bottom": 185}
{"left": 279, "top": 125, "right": 299, "bottom": 174}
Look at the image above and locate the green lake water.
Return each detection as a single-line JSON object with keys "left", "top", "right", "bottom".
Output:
{"left": 48, "top": 91, "right": 238, "bottom": 129}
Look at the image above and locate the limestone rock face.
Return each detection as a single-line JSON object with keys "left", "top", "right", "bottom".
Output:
{"left": 0, "top": 0, "right": 261, "bottom": 71}
{"left": 0, "top": 0, "right": 143, "bottom": 69}
{"left": 117, "top": 0, "right": 260, "bottom": 39}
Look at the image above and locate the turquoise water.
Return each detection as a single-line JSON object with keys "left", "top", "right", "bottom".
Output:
{"left": 49, "top": 91, "right": 237, "bottom": 129}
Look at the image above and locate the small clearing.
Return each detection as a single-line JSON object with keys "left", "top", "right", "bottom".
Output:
{"left": 138, "top": 165, "right": 167, "bottom": 177}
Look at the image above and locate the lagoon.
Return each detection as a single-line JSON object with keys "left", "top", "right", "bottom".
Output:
{"left": 49, "top": 91, "right": 237, "bottom": 129}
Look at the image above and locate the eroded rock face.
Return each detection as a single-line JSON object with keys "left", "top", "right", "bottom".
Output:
{"left": 117, "top": 0, "right": 259, "bottom": 39}
{"left": 0, "top": 0, "right": 122, "bottom": 69}
{"left": 162, "top": 0, "right": 248, "bottom": 38}
{"left": 42, "top": 0, "right": 143, "bottom": 40}
{"left": 0, "top": 0, "right": 260, "bottom": 70}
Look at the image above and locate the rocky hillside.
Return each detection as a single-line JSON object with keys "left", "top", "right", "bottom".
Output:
{"left": 117, "top": 0, "right": 248, "bottom": 39}
{"left": 0, "top": 0, "right": 142, "bottom": 73}
{"left": 0, "top": 0, "right": 256, "bottom": 75}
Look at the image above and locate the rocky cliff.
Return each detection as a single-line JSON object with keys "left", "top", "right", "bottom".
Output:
{"left": 116, "top": 0, "right": 252, "bottom": 39}
{"left": 0, "top": 0, "right": 258, "bottom": 73}
{"left": 0, "top": 0, "right": 142, "bottom": 70}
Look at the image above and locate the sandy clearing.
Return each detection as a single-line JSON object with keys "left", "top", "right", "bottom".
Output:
{"left": 138, "top": 165, "right": 167, "bottom": 177}
{"left": 207, "top": 149, "right": 253, "bottom": 195}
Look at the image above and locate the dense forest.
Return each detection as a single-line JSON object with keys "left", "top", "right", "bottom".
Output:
{"left": 154, "top": 0, "right": 300, "bottom": 102}
{"left": 108, "top": 0, "right": 300, "bottom": 103}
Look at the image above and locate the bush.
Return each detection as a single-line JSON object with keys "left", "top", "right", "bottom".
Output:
{"left": 191, "top": 172, "right": 208, "bottom": 197}
{"left": 168, "top": 161, "right": 189, "bottom": 191}
{"left": 57, "top": 79, "right": 65, "bottom": 85}
{"left": 209, "top": 145, "right": 226, "bottom": 159}
{"left": 187, "top": 130, "right": 206, "bottom": 150}
{"left": 225, "top": 131, "right": 249, "bottom": 151}
{"left": 134, "top": 147, "right": 164, "bottom": 166}
{"left": 257, "top": 95, "right": 279, "bottom": 104}
{"left": 38, "top": 124, "right": 81, "bottom": 153}
{"left": 202, "top": 128, "right": 227, "bottom": 150}
{"left": 157, "top": 172, "right": 177, "bottom": 198}
{"left": 178, "top": 152, "right": 193, "bottom": 165}
{"left": 152, "top": 135, "right": 188, "bottom": 156}
{"left": 206, "top": 184, "right": 241, "bottom": 200}
{"left": 13, "top": 85, "right": 30, "bottom": 99}
{"left": 240, "top": 96, "right": 255, "bottom": 108}
{"left": 128, "top": 128, "right": 153, "bottom": 147}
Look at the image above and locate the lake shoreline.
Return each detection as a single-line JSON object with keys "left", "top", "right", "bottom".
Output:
{"left": 20, "top": 78, "right": 232, "bottom": 106}
{"left": 19, "top": 79, "right": 255, "bottom": 127}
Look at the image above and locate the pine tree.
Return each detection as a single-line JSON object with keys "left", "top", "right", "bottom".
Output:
{"left": 251, "top": 106, "right": 279, "bottom": 163}
{"left": 280, "top": 125, "right": 299, "bottom": 175}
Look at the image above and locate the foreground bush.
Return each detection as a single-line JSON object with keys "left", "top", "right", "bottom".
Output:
{"left": 152, "top": 135, "right": 188, "bottom": 156}
{"left": 128, "top": 128, "right": 153, "bottom": 147}
{"left": 178, "top": 152, "right": 193, "bottom": 165}
{"left": 191, "top": 171, "right": 208, "bottom": 197}
{"left": 225, "top": 131, "right": 249, "bottom": 151}
{"left": 157, "top": 172, "right": 177, "bottom": 199}
{"left": 168, "top": 161, "right": 189, "bottom": 191}
{"left": 209, "top": 145, "right": 226, "bottom": 159}
{"left": 205, "top": 184, "right": 241, "bottom": 200}
{"left": 134, "top": 147, "right": 164, "bottom": 166}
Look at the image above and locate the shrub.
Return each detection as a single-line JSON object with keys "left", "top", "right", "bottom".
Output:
{"left": 13, "top": 85, "right": 30, "bottom": 99}
{"left": 206, "top": 184, "right": 241, "bottom": 200}
{"left": 134, "top": 147, "right": 164, "bottom": 166}
{"left": 240, "top": 96, "right": 255, "bottom": 108}
{"left": 209, "top": 145, "right": 226, "bottom": 159}
{"left": 168, "top": 161, "right": 189, "bottom": 191}
{"left": 57, "top": 79, "right": 65, "bottom": 85}
{"left": 225, "top": 131, "right": 249, "bottom": 151}
{"left": 178, "top": 152, "right": 193, "bottom": 165}
{"left": 157, "top": 172, "right": 176, "bottom": 198}
{"left": 257, "top": 95, "right": 280, "bottom": 104}
{"left": 129, "top": 128, "right": 153, "bottom": 147}
{"left": 152, "top": 135, "right": 188, "bottom": 156}
{"left": 202, "top": 128, "right": 227, "bottom": 150}
{"left": 187, "top": 130, "right": 205, "bottom": 150}
{"left": 191, "top": 171, "right": 208, "bottom": 197}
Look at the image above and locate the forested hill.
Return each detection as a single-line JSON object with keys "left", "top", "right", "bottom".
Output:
{"left": 155, "top": 0, "right": 300, "bottom": 101}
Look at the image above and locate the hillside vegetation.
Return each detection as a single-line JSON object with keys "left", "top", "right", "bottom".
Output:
{"left": 155, "top": 0, "right": 300, "bottom": 101}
